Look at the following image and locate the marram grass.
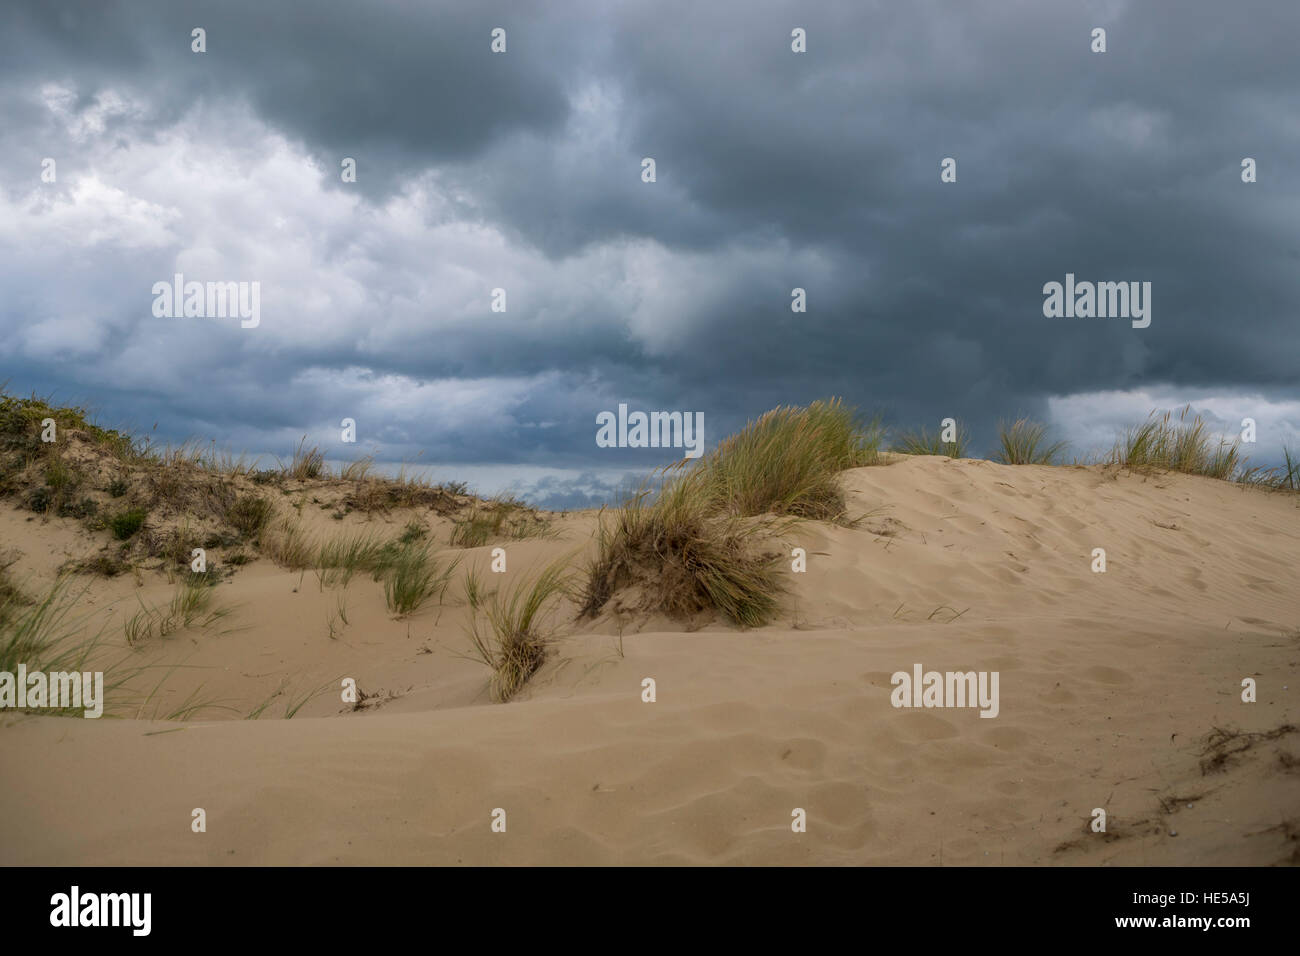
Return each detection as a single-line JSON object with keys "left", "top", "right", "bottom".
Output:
{"left": 466, "top": 558, "right": 572, "bottom": 702}
{"left": 1112, "top": 407, "right": 1244, "bottom": 480}
{"left": 581, "top": 398, "right": 882, "bottom": 627}
{"left": 994, "top": 418, "right": 1068, "bottom": 465}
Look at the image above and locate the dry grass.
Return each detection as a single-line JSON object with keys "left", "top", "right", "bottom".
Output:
{"left": 702, "top": 398, "right": 882, "bottom": 520}
{"left": 1239, "top": 445, "right": 1300, "bottom": 492}
{"left": 891, "top": 424, "right": 968, "bottom": 459}
{"left": 580, "top": 398, "right": 881, "bottom": 626}
{"left": 314, "top": 528, "right": 394, "bottom": 588}
{"left": 0, "top": 578, "right": 123, "bottom": 716}
{"left": 994, "top": 418, "right": 1068, "bottom": 465}
{"left": 380, "top": 542, "right": 460, "bottom": 617}
{"left": 0, "top": 553, "right": 29, "bottom": 619}
{"left": 226, "top": 493, "right": 273, "bottom": 537}
{"left": 0, "top": 576, "right": 191, "bottom": 719}
{"left": 342, "top": 471, "right": 464, "bottom": 515}
{"left": 461, "top": 563, "right": 498, "bottom": 611}
{"left": 122, "top": 574, "right": 230, "bottom": 647}
{"left": 450, "top": 494, "right": 552, "bottom": 547}
{"left": 259, "top": 516, "right": 316, "bottom": 570}
{"left": 280, "top": 437, "right": 326, "bottom": 480}
{"left": 200, "top": 446, "right": 262, "bottom": 478}
{"left": 339, "top": 455, "right": 374, "bottom": 481}
{"left": 466, "top": 559, "right": 571, "bottom": 702}
{"left": 0, "top": 389, "right": 480, "bottom": 588}
{"left": 1112, "top": 407, "right": 1245, "bottom": 480}
{"left": 581, "top": 465, "right": 783, "bottom": 628}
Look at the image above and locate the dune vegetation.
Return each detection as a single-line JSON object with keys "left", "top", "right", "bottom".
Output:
{"left": 465, "top": 558, "right": 573, "bottom": 702}
{"left": 1, "top": 387, "right": 1296, "bottom": 708}
{"left": 993, "top": 418, "right": 1069, "bottom": 465}
{"left": 581, "top": 399, "right": 884, "bottom": 628}
{"left": 890, "top": 423, "right": 968, "bottom": 459}
{"left": 1111, "top": 406, "right": 1248, "bottom": 480}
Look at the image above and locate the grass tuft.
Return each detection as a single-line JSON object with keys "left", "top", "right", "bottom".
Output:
{"left": 466, "top": 559, "right": 571, "bottom": 702}
{"left": 122, "top": 574, "right": 229, "bottom": 647}
{"left": 108, "top": 507, "right": 147, "bottom": 540}
{"left": 461, "top": 564, "right": 498, "bottom": 611}
{"left": 1112, "top": 407, "right": 1245, "bottom": 480}
{"left": 379, "top": 543, "right": 460, "bottom": 617}
{"left": 315, "top": 528, "right": 391, "bottom": 588}
{"left": 580, "top": 399, "right": 882, "bottom": 627}
{"left": 702, "top": 398, "right": 882, "bottom": 520}
{"left": 0, "top": 577, "right": 128, "bottom": 717}
{"left": 281, "top": 437, "right": 326, "bottom": 480}
{"left": 226, "top": 494, "right": 273, "bottom": 537}
{"left": 892, "top": 424, "right": 968, "bottom": 459}
{"left": 993, "top": 418, "right": 1068, "bottom": 465}
{"left": 581, "top": 466, "right": 783, "bottom": 628}
{"left": 340, "top": 455, "right": 374, "bottom": 481}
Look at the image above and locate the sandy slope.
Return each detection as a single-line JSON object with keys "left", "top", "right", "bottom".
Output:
{"left": 1, "top": 457, "right": 1297, "bottom": 865}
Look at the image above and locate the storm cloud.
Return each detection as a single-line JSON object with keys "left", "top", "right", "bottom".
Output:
{"left": 1, "top": 0, "right": 1296, "bottom": 507}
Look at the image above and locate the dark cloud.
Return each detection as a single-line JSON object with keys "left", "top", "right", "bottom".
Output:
{"left": 0, "top": 0, "right": 576, "bottom": 192}
{"left": 1, "top": 0, "right": 1297, "bottom": 505}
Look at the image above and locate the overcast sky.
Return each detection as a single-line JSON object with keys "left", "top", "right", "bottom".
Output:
{"left": 1, "top": 0, "right": 1297, "bottom": 508}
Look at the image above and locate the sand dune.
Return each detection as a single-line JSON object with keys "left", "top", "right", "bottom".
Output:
{"left": 2, "top": 456, "right": 1297, "bottom": 865}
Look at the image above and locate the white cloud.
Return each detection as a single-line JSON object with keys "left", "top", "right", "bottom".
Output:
{"left": 1048, "top": 388, "right": 1300, "bottom": 464}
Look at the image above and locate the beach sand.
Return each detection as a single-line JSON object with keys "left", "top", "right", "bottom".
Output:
{"left": 1, "top": 456, "right": 1297, "bottom": 865}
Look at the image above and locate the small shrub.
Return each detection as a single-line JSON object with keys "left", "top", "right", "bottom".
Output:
{"left": 108, "top": 508, "right": 147, "bottom": 540}
{"left": 226, "top": 494, "right": 273, "bottom": 537}
{"left": 45, "top": 456, "right": 81, "bottom": 495}
{"left": 160, "top": 524, "right": 201, "bottom": 567}
{"left": 57, "top": 496, "right": 98, "bottom": 519}
{"left": 24, "top": 487, "right": 51, "bottom": 514}
{"left": 202, "top": 530, "right": 241, "bottom": 549}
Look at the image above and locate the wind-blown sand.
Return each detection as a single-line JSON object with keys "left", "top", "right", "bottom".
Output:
{"left": 1, "top": 456, "right": 1297, "bottom": 865}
